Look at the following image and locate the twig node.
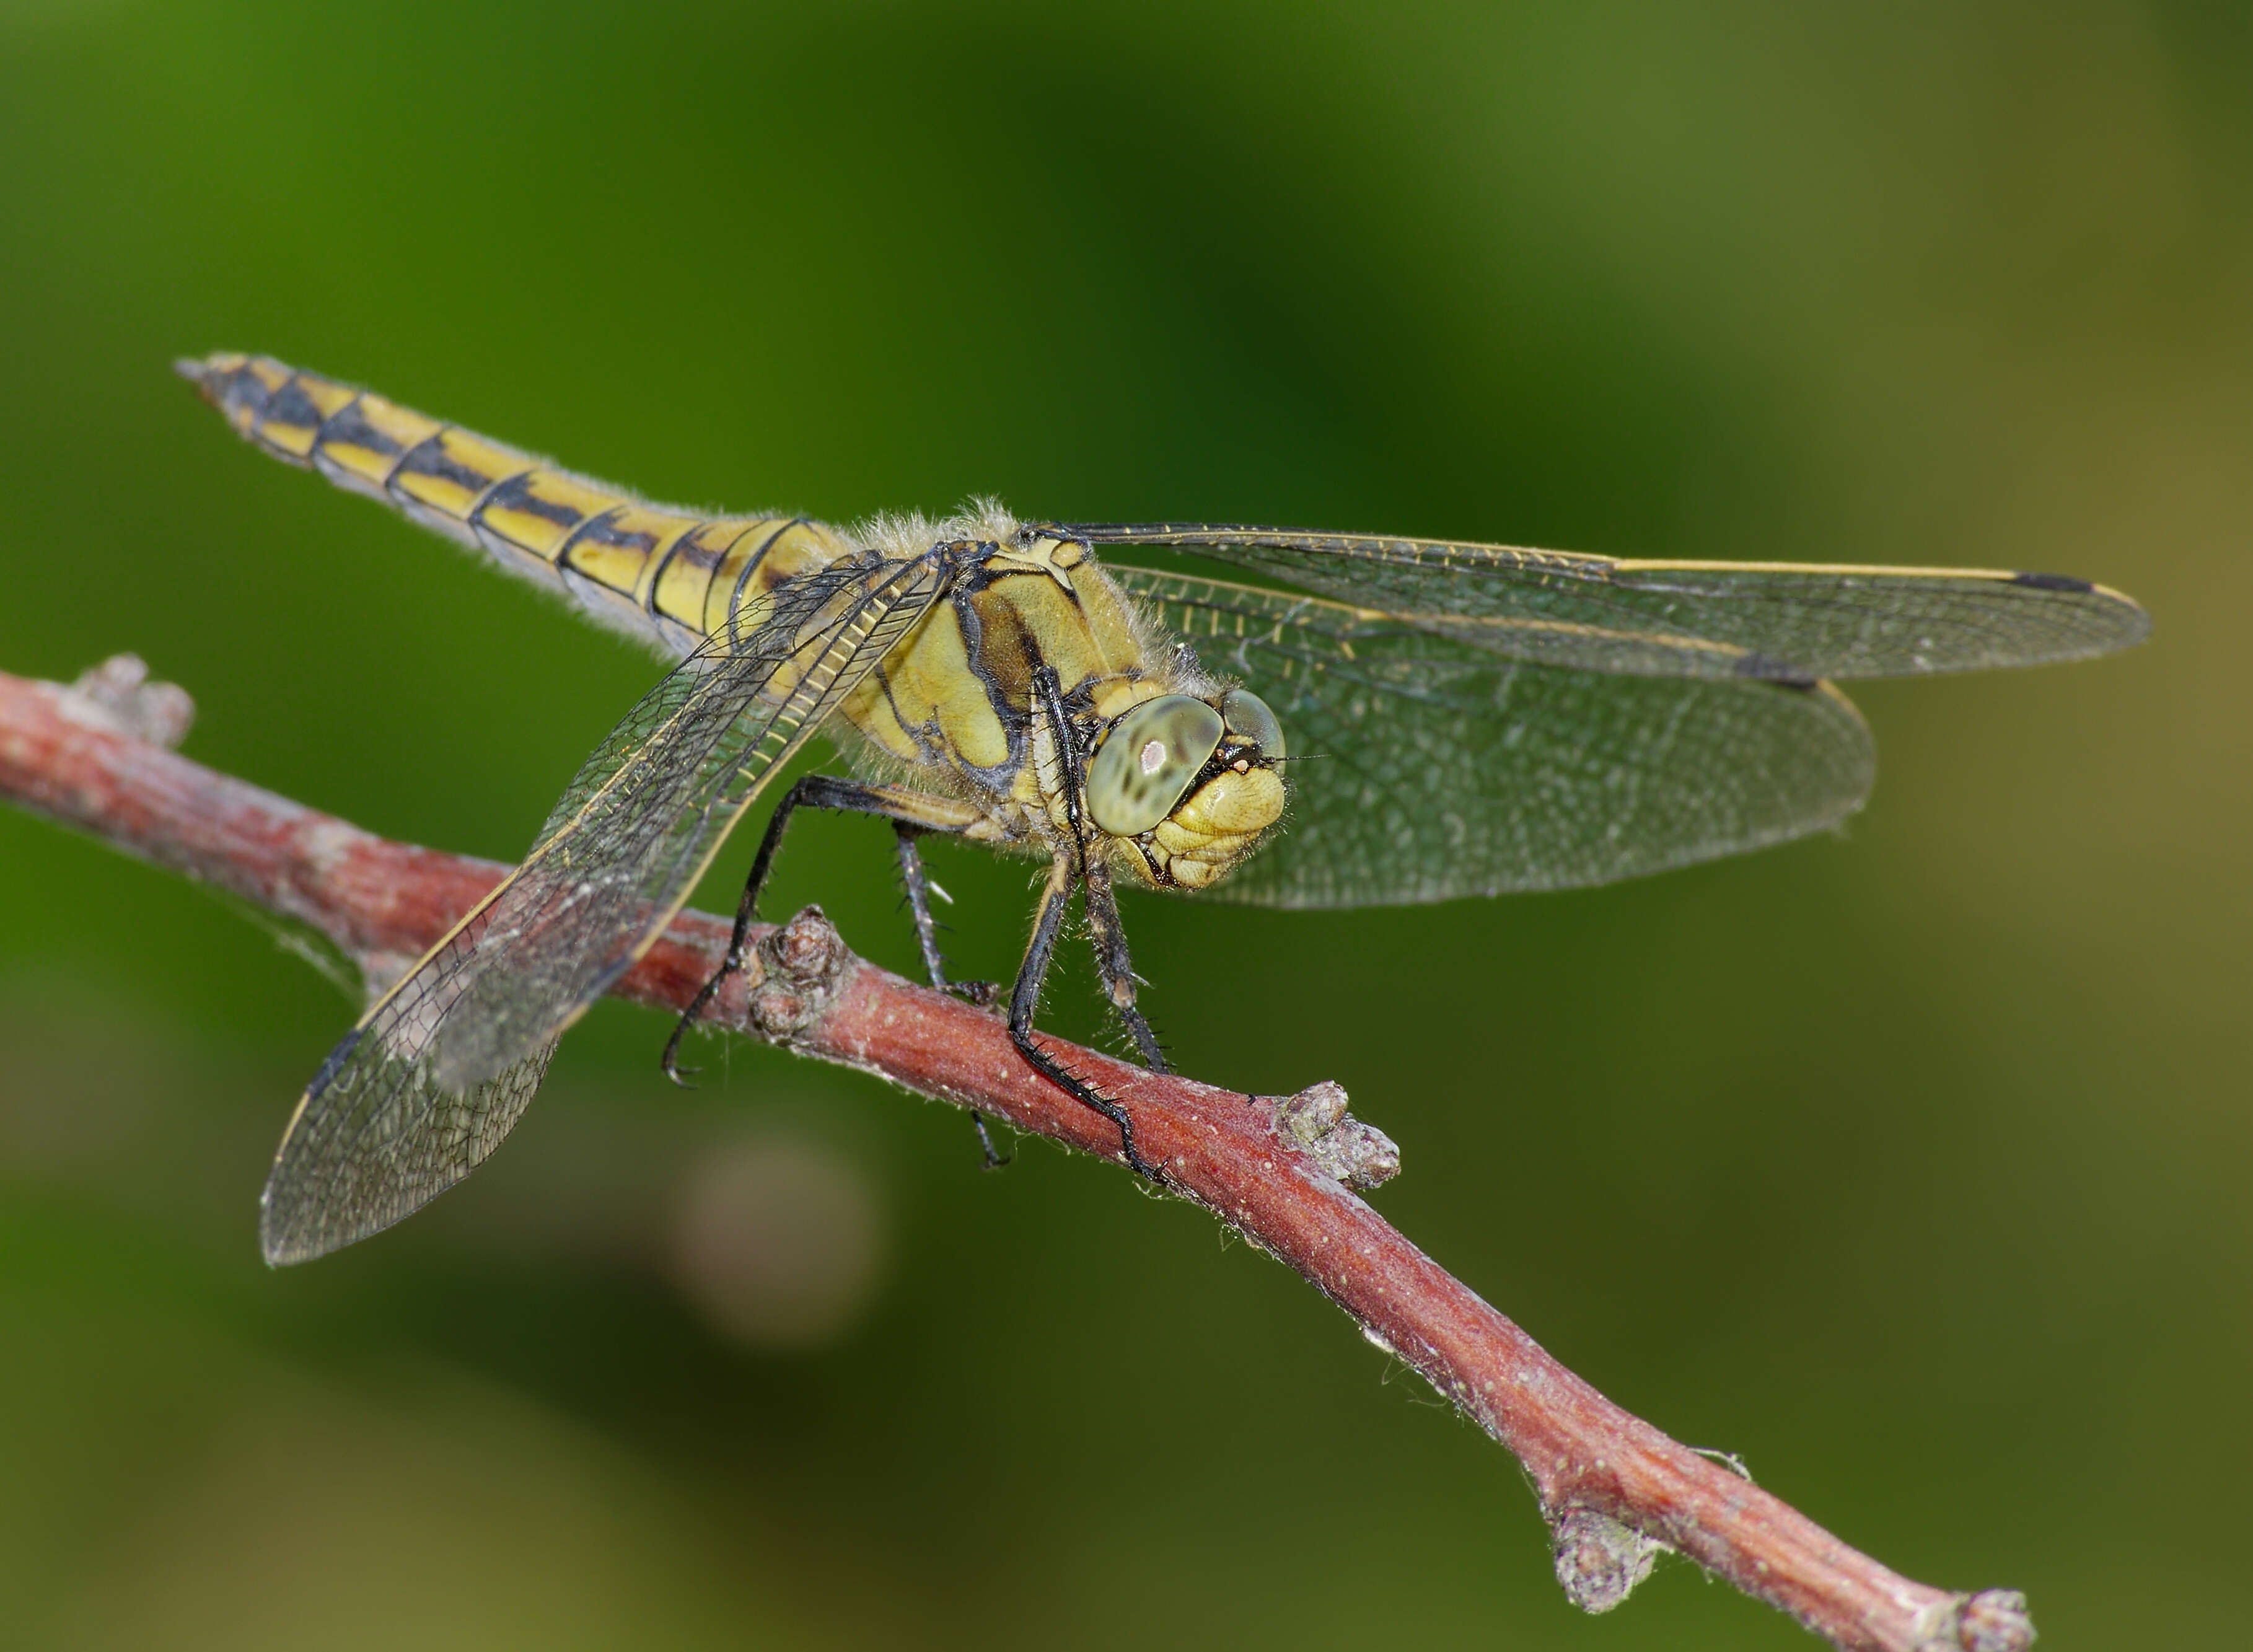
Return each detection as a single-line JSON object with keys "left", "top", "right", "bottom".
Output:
{"left": 1273, "top": 1080, "right": 1401, "bottom": 1190}
{"left": 59, "top": 654, "right": 195, "bottom": 749}
{"left": 1916, "top": 1588, "right": 2036, "bottom": 1652}
{"left": 748, "top": 905, "right": 849, "bottom": 1039}
{"left": 1550, "top": 1506, "right": 1662, "bottom": 1614}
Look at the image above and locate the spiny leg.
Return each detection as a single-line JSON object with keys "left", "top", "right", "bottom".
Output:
{"left": 662, "top": 775, "right": 978, "bottom": 1084}
{"left": 891, "top": 828, "right": 997, "bottom": 1008}
{"left": 1009, "top": 663, "right": 1166, "bottom": 1178}
{"left": 893, "top": 825, "right": 1008, "bottom": 1169}
{"left": 894, "top": 827, "right": 953, "bottom": 988}
{"left": 1005, "top": 866, "right": 1164, "bottom": 1197}
{"left": 1008, "top": 855, "right": 1162, "bottom": 1181}
{"left": 1029, "top": 663, "right": 1089, "bottom": 864}
{"left": 1081, "top": 853, "right": 1168, "bottom": 1074}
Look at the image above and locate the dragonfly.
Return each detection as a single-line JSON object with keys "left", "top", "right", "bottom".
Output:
{"left": 179, "top": 353, "right": 2150, "bottom": 1265}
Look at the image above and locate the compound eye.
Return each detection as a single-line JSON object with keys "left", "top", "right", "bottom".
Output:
{"left": 1087, "top": 695, "right": 1225, "bottom": 837}
{"left": 1220, "top": 688, "right": 1285, "bottom": 762}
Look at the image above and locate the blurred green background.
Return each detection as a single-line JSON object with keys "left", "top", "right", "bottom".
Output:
{"left": 1, "top": 2, "right": 2246, "bottom": 1646}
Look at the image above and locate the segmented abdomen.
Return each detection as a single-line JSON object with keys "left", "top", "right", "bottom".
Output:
{"left": 180, "top": 353, "right": 853, "bottom": 656}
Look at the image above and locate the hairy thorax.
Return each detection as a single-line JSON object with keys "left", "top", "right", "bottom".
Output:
{"left": 835, "top": 518, "right": 1285, "bottom": 892}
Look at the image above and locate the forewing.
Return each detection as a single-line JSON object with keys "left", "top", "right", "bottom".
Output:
{"left": 1068, "top": 523, "right": 2148, "bottom": 681}
{"left": 260, "top": 552, "right": 946, "bottom": 1264}
{"left": 1116, "top": 569, "right": 1875, "bottom": 908}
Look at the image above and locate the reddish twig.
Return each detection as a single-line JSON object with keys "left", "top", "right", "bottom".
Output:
{"left": 0, "top": 657, "right": 2034, "bottom": 1652}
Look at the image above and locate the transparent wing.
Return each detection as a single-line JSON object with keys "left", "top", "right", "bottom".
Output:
{"left": 260, "top": 551, "right": 947, "bottom": 1264}
{"left": 1066, "top": 522, "right": 2149, "bottom": 682}
{"left": 1116, "top": 569, "right": 1876, "bottom": 908}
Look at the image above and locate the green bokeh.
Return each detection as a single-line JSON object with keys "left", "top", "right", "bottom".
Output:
{"left": 2, "top": 2, "right": 2247, "bottom": 1646}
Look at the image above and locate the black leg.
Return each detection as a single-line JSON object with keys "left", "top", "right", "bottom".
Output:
{"left": 1030, "top": 664, "right": 1088, "bottom": 869}
{"left": 894, "top": 825, "right": 1009, "bottom": 1169}
{"left": 1009, "top": 861, "right": 1165, "bottom": 1185}
{"left": 1006, "top": 664, "right": 1166, "bottom": 1179}
{"left": 890, "top": 827, "right": 996, "bottom": 1008}
{"left": 1081, "top": 854, "right": 1168, "bottom": 1074}
{"left": 662, "top": 775, "right": 978, "bottom": 1084}
{"left": 893, "top": 827, "right": 952, "bottom": 989}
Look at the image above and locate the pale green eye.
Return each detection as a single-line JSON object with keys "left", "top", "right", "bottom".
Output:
{"left": 1088, "top": 695, "right": 1225, "bottom": 837}
{"left": 1220, "top": 688, "right": 1284, "bottom": 761}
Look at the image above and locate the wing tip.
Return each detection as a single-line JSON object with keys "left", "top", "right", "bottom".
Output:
{"left": 2092, "top": 581, "right": 2154, "bottom": 646}
{"left": 259, "top": 1171, "right": 411, "bottom": 1267}
{"left": 2013, "top": 571, "right": 2153, "bottom": 656}
{"left": 257, "top": 1194, "right": 325, "bottom": 1268}
{"left": 260, "top": 1180, "right": 380, "bottom": 1267}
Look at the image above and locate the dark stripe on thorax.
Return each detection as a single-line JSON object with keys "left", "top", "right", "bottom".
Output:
{"left": 947, "top": 581, "right": 1030, "bottom": 789}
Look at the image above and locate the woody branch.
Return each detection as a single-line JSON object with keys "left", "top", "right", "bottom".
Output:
{"left": 0, "top": 657, "right": 2032, "bottom": 1652}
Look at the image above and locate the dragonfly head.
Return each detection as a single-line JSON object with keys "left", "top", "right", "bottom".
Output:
{"left": 1087, "top": 688, "right": 1286, "bottom": 890}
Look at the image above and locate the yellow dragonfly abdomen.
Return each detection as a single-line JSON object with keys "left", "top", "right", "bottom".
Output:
{"left": 178, "top": 353, "right": 854, "bottom": 657}
{"left": 178, "top": 354, "right": 1180, "bottom": 846}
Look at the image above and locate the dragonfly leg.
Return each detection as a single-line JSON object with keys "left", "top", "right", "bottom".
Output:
{"left": 893, "top": 825, "right": 1008, "bottom": 1169}
{"left": 1081, "top": 854, "right": 1168, "bottom": 1074}
{"left": 1029, "top": 664, "right": 1089, "bottom": 862}
{"left": 891, "top": 827, "right": 998, "bottom": 1008}
{"left": 1011, "top": 863, "right": 1165, "bottom": 1185}
{"left": 661, "top": 775, "right": 980, "bottom": 1086}
{"left": 1010, "top": 665, "right": 1162, "bottom": 1178}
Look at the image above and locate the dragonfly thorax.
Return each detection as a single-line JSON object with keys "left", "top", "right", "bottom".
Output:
{"left": 837, "top": 517, "right": 1286, "bottom": 893}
